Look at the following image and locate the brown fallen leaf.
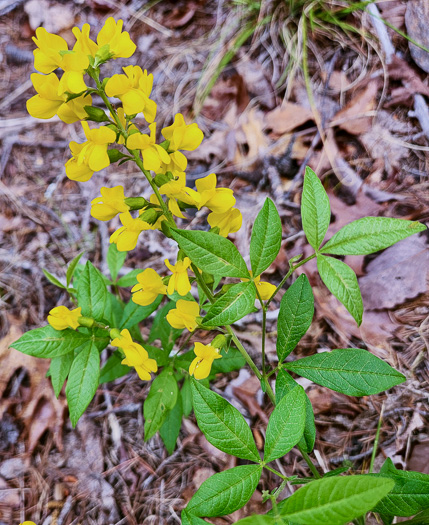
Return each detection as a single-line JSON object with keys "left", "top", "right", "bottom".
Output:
{"left": 24, "top": 0, "right": 75, "bottom": 33}
{"left": 235, "top": 53, "right": 276, "bottom": 109}
{"left": 405, "top": 0, "right": 429, "bottom": 73}
{"left": 388, "top": 55, "right": 429, "bottom": 97}
{"left": 359, "top": 236, "right": 429, "bottom": 311}
{"left": 265, "top": 103, "right": 313, "bottom": 135}
{"left": 0, "top": 322, "right": 67, "bottom": 451}
{"left": 408, "top": 441, "right": 429, "bottom": 474}
{"left": 163, "top": 3, "right": 197, "bottom": 28}
{"left": 332, "top": 81, "right": 379, "bottom": 135}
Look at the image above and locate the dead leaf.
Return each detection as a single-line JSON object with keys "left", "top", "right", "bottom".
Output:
{"left": 0, "top": 322, "right": 67, "bottom": 451}
{"left": 163, "top": 4, "right": 196, "bottom": 28}
{"left": 360, "top": 236, "right": 429, "bottom": 310}
{"left": 24, "top": 0, "right": 75, "bottom": 33}
{"left": 265, "top": 103, "right": 313, "bottom": 134}
{"left": 332, "top": 81, "right": 378, "bottom": 135}
{"left": 388, "top": 55, "right": 429, "bottom": 97}
{"left": 235, "top": 53, "right": 276, "bottom": 109}
{"left": 408, "top": 441, "right": 429, "bottom": 474}
{"left": 405, "top": 0, "right": 429, "bottom": 73}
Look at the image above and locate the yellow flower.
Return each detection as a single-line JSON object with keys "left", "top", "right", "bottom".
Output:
{"left": 96, "top": 17, "right": 136, "bottom": 59}
{"left": 161, "top": 113, "right": 204, "bottom": 151}
{"left": 91, "top": 186, "right": 130, "bottom": 221}
{"left": 166, "top": 299, "right": 199, "bottom": 331}
{"left": 65, "top": 121, "right": 117, "bottom": 181}
{"left": 105, "top": 65, "right": 156, "bottom": 121}
{"left": 57, "top": 50, "right": 89, "bottom": 95}
{"left": 27, "top": 72, "right": 92, "bottom": 123}
{"left": 48, "top": 306, "right": 82, "bottom": 331}
{"left": 189, "top": 342, "right": 222, "bottom": 380}
{"left": 110, "top": 212, "right": 152, "bottom": 251}
{"left": 165, "top": 257, "right": 192, "bottom": 296}
{"left": 131, "top": 268, "right": 167, "bottom": 306}
{"left": 32, "top": 27, "right": 68, "bottom": 74}
{"left": 159, "top": 173, "right": 200, "bottom": 218}
{"left": 242, "top": 274, "right": 276, "bottom": 301}
{"left": 111, "top": 329, "right": 157, "bottom": 381}
{"left": 207, "top": 208, "right": 242, "bottom": 237}
{"left": 195, "top": 173, "right": 236, "bottom": 213}
{"left": 72, "top": 23, "right": 98, "bottom": 57}
{"left": 127, "top": 123, "right": 171, "bottom": 172}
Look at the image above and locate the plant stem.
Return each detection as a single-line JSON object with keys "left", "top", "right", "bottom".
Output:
{"left": 297, "top": 444, "right": 321, "bottom": 479}
{"left": 264, "top": 465, "right": 288, "bottom": 480}
{"left": 255, "top": 286, "right": 268, "bottom": 390}
{"left": 266, "top": 253, "right": 316, "bottom": 307}
{"left": 369, "top": 402, "right": 385, "bottom": 474}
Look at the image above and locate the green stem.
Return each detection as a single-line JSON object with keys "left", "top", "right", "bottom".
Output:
{"left": 297, "top": 445, "right": 321, "bottom": 479}
{"left": 264, "top": 465, "right": 288, "bottom": 480}
{"left": 369, "top": 403, "right": 385, "bottom": 474}
{"left": 255, "top": 286, "right": 268, "bottom": 390}
{"left": 266, "top": 253, "right": 316, "bottom": 307}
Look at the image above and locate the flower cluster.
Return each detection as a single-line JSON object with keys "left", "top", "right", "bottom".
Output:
{"left": 27, "top": 18, "right": 249, "bottom": 382}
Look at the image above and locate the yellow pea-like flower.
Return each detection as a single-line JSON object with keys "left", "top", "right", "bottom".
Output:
{"left": 127, "top": 123, "right": 171, "bottom": 172}
{"left": 109, "top": 212, "right": 152, "bottom": 252}
{"left": 166, "top": 299, "right": 199, "bottom": 331}
{"left": 165, "top": 257, "right": 192, "bottom": 296}
{"left": 105, "top": 65, "right": 156, "bottom": 121}
{"left": 189, "top": 342, "right": 222, "bottom": 380}
{"left": 65, "top": 121, "right": 117, "bottom": 182}
{"left": 27, "top": 72, "right": 91, "bottom": 123}
{"left": 207, "top": 207, "right": 242, "bottom": 237}
{"left": 110, "top": 329, "right": 157, "bottom": 381}
{"left": 32, "top": 27, "right": 68, "bottom": 74}
{"left": 91, "top": 186, "right": 130, "bottom": 221}
{"left": 161, "top": 113, "right": 204, "bottom": 152}
{"left": 195, "top": 173, "right": 236, "bottom": 213}
{"left": 241, "top": 274, "right": 276, "bottom": 301}
{"left": 72, "top": 23, "right": 98, "bottom": 57}
{"left": 131, "top": 268, "right": 167, "bottom": 306}
{"left": 96, "top": 17, "right": 136, "bottom": 59}
{"left": 48, "top": 306, "right": 82, "bottom": 331}
{"left": 159, "top": 173, "right": 201, "bottom": 219}
{"left": 57, "top": 50, "right": 90, "bottom": 95}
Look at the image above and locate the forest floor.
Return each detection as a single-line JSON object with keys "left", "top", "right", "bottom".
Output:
{"left": 0, "top": 1, "right": 428, "bottom": 524}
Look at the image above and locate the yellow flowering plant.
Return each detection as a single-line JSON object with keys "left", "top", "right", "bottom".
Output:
{"left": 12, "top": 17, "right": 429, "bottom": 525}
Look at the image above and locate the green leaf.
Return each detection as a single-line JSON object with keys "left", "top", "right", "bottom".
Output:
{"left": 79, "top": 326, "right": 110, "bottom": 351}
{"left": 181, "top": 377, "right": 193, "bottom": 417}
{"left": 99, "top": 350, "right": 130, "bottom": 384}
{"left": 171, "top": 228, "right": 250, "bottom": 278}
{"left": 202, "top": 282, "right": 256, "bottom": 327}
{"left": 49, "top": 352, "right": 74, "bottom": 397}
{"left": 181, "top": 510, "right": 208, "bottom": 525}
{"left": 42, "top": 268, "right": 66, "bottom": 289}
{"left": 66, "top": 252, "right": 83, "bottom": 287}
{"left": 144, "top": 367, "right": 178, "bottom": 440}
{"left": 160, "top": 395, "right": 183, "bottom": 454}
{"left": 301, "top": 167, "right": 331, "bottom": 250}
{"left": 373, "top": 458, "right": 429, "bottom": 517}
{"left": 107, "top": 243, "right": 127, "bottom": 281}
{"left": 264, "top": 385, "right": 306, "bottom": 463}
{"left": 278, "top": 475, "right": 394, "bottom": 524}
{"left": 77, "top": 261, "right": 108, "bottom": 321}
{"left": 398, "top": 509, "right": 429, "bottom": 524}
{"left": 11, "top": 326, "right": 91, "bottom": 358}
{"left": 276, "top": 370, "right": 315, "bottom": 453}
{"left": 116, "top": 268, "right": 144, "bottom": 287}
{"left": 186, "top": 464, "right": 262, "bottom": 517}
{"left": 235, "top": 516, "right": 279, "bottom": 525}
{"left": 107, "top": 293, "right": 123, "bottom": 327}
{"left": 148, "top": 301, "right": 183, "bottom": 352}
{"left": 284, "top": 349, "right": 406, "bottom": 396}
{"left": 321, "top": 217, "right": 426, "bottom": 255}
{"left": 65, "top": 340, "right": 100, "bottom": 426}
{"left": 250, "top": 198, "right": 282, "bottom": 276}
{"left": 317, "top": 254, "right": 363, "bottom": 325}
{"left": 191, "top": 379, "right": 260, "bottom": 462}
{"left": 277, "top": 275, "right": 314, "bottom": 362}
{"left": 119, "top": 295, "right": 162, "bottom": 330}
{"left": 146, "top": 345, "right": 170, "bottom": 367}
{"left": 211, "top": 346, "right": 245, "bottom": 374}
